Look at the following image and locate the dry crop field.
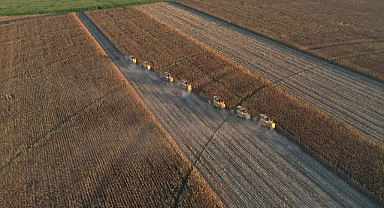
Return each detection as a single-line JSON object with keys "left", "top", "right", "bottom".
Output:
{"left": 86, "top": 6, "right": 383, "bottom": 202}
{"left": 175, "top": 0, "right": 384, "bottom": 82}
{"left": 85, "top": 8, "right": 266, "bottom": 109}
{"left": 0, "top": 13, "right": 223, "bottom": 207}
{"left": 77, "top": 17, "right": 380, "bottom": 206}
{"left": 138, "top": 2, "right": 384, "bottom": 146}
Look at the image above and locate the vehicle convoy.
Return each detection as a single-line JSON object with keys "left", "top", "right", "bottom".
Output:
{"left": 142, "top": 61, "right": 151, "bottom": 70}
{"left": 181, "top": 80, "right": 192, "bottom": 91}
{"left": 129, "top": 55, "right": 136, "bottom": 63}
{"left": 259, "top": 114, "right": 275, "bottom": 129}
{"left": 236, "top": 106, "right": 250, "bottom": 120}
{"left": 212, "top": 96, "right": 225, "bottom": 108}
{"left": 163, "top": 72, "right": 174, "bottom": 82}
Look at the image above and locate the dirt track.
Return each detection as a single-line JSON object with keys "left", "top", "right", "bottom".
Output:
{"left": 137, "top": 2, "right": 384, "bottom": 145}
{"left": 77, "top": 12, "right": 380, "bottom": 207}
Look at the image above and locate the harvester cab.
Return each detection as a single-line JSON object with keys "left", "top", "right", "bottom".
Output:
{"left": 129, "top": 55, "right": 136, "bottom": 63}
{"left": 236, "top": 106, "right": 250, "bottom": 120}
{"left": 213, "top": 96, "right": 225, "bottom": 108}
{"left": 260, "top": 114, "right": 275, "bottom": 129}
{"left": 163, "top": 72, "right": 174, "bottom": 82}
{"left": 182, "top": 80, "right": 192, "bottom": 91}
{"left": 142, "top": 61, "right": 151, "bottom": 70}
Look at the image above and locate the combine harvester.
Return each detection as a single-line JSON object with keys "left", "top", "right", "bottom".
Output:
{"left": 142, "top": 61, "right": 151, "bottom": 70}
{"left": 163, "top": 72, "right": 174, "bottom": 82}
{"left": 259, "top": 114, "right": 275, "bottom": 129}
{"left": 209, "top": 96, "right": 225, "bottom": 109}
{"left": 181, "top": 80, "right": 192, "bottom": 91}
{"left": 128, "top": 55, "right": 137, "bottom": 63}
{"left": 128, "top": 54, "right": 275, "bottom": 129}
{"left": 235, "top": 106, "right": 251, "bottom": 120}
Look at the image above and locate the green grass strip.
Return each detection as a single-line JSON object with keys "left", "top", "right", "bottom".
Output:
{"left": 0, "top": 0, "right": 165, "bottom": 16}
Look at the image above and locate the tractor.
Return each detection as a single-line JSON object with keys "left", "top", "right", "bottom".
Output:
{"left": 259, "top": 114, "right": 275, "bottom": 129}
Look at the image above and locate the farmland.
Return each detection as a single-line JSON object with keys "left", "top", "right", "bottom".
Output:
{"left": 174, "top": 0, "right": 384, "bottom": 82}
{"left": 85, "top": 5, "right": 383, "bottom": 202}
{"left": 138, "top": 2, "right": 384, "bottom": 145}
{"left": 77, "top": 13, "right": 381, "bottom": 206}
{"left": 85, "top": 8, "right": 266, "bottom": 109}
{"left": 1, "top": 0, "right": 383, "bottom": 206}
{"left": 0, "top": 13, "right": 223, "bottom": 207}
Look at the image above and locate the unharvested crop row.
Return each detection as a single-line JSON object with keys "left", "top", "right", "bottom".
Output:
{"left": 0, "top": 13, "right": 223, "bottom": 207}
{"left": 0, "top": 14, "right": 105, "bottom": 82}
{"left": 0, "top": 13, "right": 118, "bottom": 169}
{"left": 89, "top": 6, "right": 383, "bottom": 202}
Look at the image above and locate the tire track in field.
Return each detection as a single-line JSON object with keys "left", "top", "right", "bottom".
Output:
{"left": 137, "top": 2, "right": 384, "bottom": 145}
{"left": 77, "top": 12, "right": 381, "bottom": 207}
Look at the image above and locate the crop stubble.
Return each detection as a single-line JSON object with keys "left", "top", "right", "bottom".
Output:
{"left": 175, "top": 0, "right": 384, "bottom": 82}
{"left": 0, "top": 13, "right": 223, "bottom": 207}
{"left": 86, "top": 4, "right": 383, "bottom": 202}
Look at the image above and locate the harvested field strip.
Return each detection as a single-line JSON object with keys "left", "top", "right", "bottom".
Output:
{"left": 280, "top": 68, "right": 383, "bottom": 139}
{"left": 1, "top": 12, "right": 223, "bottom": 207}
{"left": 87, "top": 3, "right": 384, "bottom": 202}
{"left": 174, "top": 0, "right": 384, "bottom": 82}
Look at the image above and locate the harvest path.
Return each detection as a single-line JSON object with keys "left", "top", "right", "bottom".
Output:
{"left": 137, "top": 2, "right": 384, "bottom": 145}
{"left": 77, "top": 12, "right": 379, "bottom": 207}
